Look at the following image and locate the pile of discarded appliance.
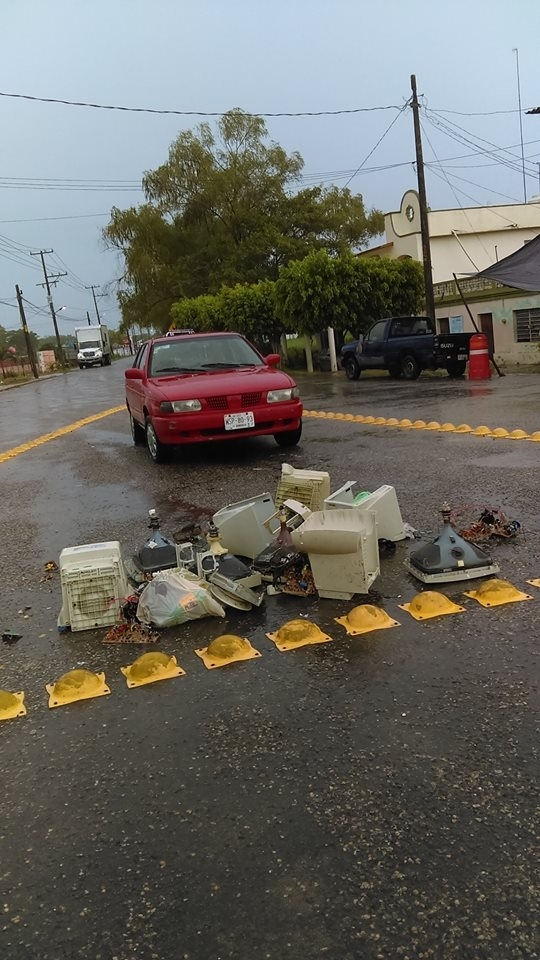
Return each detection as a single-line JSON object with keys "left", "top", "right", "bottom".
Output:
{"left": 54, "top": 463, "right": 513, "bottom": 638}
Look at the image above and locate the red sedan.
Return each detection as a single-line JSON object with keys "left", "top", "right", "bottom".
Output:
{"left": 125, "top": 330, "right": 303, "bottom": 462}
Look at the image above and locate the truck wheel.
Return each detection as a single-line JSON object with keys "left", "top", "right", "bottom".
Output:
{"left": 388, "top": 365, "right": 402, "bottom": 379}
{"left": 344, "top": 357, "right": 360, "bottom": 380}
{"left": 401, "top": 354, "right": 421, "bottom": 380}
{"left": 78, "top": 363, "right": 84, "bottom": 370}
{"left": 145, "top": 417, "right": 172, "bottom": 464}
{"left": 447, "top": 360, "right": 466, "bottom": 378}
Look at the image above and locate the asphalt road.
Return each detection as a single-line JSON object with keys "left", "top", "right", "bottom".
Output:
{"left": 1, "top": 361, "right": 538, "bottom": 960}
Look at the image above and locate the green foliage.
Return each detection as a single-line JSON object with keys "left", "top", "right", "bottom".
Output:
{"left": 105, "top": 109, "right": 383, "bottom": 331}
{"left": 275, "top": 252, "right": 425, "bottom": 336}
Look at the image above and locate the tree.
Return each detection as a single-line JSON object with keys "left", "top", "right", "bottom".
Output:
{"left": 275, "top": 251, "right": 424, "bottom": 337}
{"left": 105, "top": 109, "right": 383, "bottom": 332}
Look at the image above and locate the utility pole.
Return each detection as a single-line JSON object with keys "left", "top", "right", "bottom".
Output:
{"left": 410, "top": 75, "right": 435, "bottom": 321}
{"left": 513, "top": 48, "right": 527, "bottom": 203}
{"left": 86, "top": 310, "right": 92, "bottom": 327}
{"left": 30, "top": 249, "right": 67, "bottom": 365}
{"left": 85, "top": 285, "right": 102, "bottom": 324}
{"left": 15, "top": 285, "right": 39, "bottom": 379}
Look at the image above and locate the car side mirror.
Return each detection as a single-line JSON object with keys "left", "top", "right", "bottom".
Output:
{"left": 125, "top": 367, "right": 144, "bottom": 380}
{"left": 264, "top": 353, "right": 281, "bottom": 367}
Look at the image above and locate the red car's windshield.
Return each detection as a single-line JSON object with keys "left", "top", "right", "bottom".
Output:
{"left": 149, "top": 335, "right": 264, "bottom": 377}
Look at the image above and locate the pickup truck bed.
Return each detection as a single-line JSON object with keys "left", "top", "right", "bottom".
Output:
{"left": 340, "top": 317, "right": 472, "bottom": 381}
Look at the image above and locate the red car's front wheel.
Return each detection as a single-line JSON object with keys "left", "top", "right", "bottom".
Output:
{"left": 145, "top": 417, "right": 172, "bottom": 464}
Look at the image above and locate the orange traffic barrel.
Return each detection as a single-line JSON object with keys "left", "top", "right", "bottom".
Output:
{"left": 468, "top": 333, "right": 491, "bottom": 380}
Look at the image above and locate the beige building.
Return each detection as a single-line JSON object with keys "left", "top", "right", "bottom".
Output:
{"left": 362, "top": 190, "right": 540, "bottom": 366}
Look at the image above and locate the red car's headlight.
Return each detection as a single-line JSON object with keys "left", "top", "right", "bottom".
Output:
{"left": 160, "top": 399, "right": 202, "bottom": 413}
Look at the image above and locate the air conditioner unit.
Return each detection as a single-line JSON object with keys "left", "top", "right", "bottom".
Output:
{"left": 58, "top": 541, "right": 129, "bottom": 632}
{"left": 324, "top": 482, "right": 406, "bottom": 542}
{"left": 275, "top": 463, "right": 331, "bottom": 513}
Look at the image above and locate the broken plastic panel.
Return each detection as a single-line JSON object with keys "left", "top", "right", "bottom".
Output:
{"left": 400, "top": 591, "right": 465, "bottom": 621}
{"left": 405, "top": 503, "right": 499, "bottom": 583}
{"left": 207, "top": 571, "right": 264, "bottom": 611}
{"left": 212, "top": 493, "right": 280, "bottom": 559}
{"left": 267, "top": 618, "right": 333, "bottom": 652}
{"left": 324, "top": 482, "right": 406, "bottom": 542}
{"left": 121, "top": 651, "right": 185, "bottom": 688}
{"left": 335, "top": 604, "right": 400, "bottom": 636}
{"left": 46, "top": 669, "right": 111, "bottom": 708}
{"left": 465, "top": 578, "right": 533, "bottom": 608}
{"left": 291, "top": 508, "right": 379, "bottom": 599}
{"left": 195, "top": 634, "right": 261, "bottom": 669}
{"left": 0, "top": 690, "right": 26, "bottom": 721}
{"left": 275, "top": 463, "right": 331, "bottom": 512}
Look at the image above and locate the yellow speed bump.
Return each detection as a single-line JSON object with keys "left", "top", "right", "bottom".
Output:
{"left": 465, "top": 578, "right": 533, "bottom": 608}
{"left": 454, "top": 423, "right": 473, "bottom": 433}
{"left": 195, "top": 634, "right": 260, "bottom": 669}
{"left": 425, "top": 421, "right": 441, "bottom": 430}
{"left": 267, "top": 618, "right": 333, "bottom": 652}
{"left": 410, "top": 420, "right": 427, "bottom": 429}
{"left": 398, "top": 418, "right": 413, "bottom": 428}
{"left": 528, "top": 431, "right": 540, "bottom": 442}
{"left": 400, "top": 591, "right": 465, "bottom": 621}
{"left": 46, "top": 669, "right": 110, "bottom": 708}
{"left": 373, "top": 416, "right": 387, "bottom": 424}
{"left": 472, "top": 425, "right": 493, "bottom": 436}
{"left": 0, "top": 689, "right": 26, "bottom": 721}
{"left": 491, "top": 427, "right": 509, "bottom": 438}
{"left": 507, "top": 429, "right": 529, "bottom": 440}
{"left": 386, "top": 417, "right": 399, "bottom": 426}
{"left": 439, "top": 422, "right": 456, "bottom": 432}
{"left": 363, "top": 415, "right": 376, "bottom": 423}
{"left": 121, "top": 651, "right": 185, "bottom": 688}
{"left": 527, "top": 579, "right": 540, "bottom": 589}
{"left": 335, "top": 604, "right": 400, "bottom": 636}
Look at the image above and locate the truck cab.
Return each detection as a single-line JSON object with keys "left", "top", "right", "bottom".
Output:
{"left": 76, "top": 325, "right": 112, "bottom": 368}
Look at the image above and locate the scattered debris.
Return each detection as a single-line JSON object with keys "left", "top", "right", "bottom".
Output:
{"left": 41, "top": 560, "right": 58, "bottom": 582}
{"left": 2, "top": 632, "right": 22, "bottom": 645}
{"left": 456, "top": 507, "right": 521, "bottom": 544}
{"left": 136, "top": 568, "right": 225, "bottom": 628}
{"left": 102, "top": 622, "right": 159, "bottom": 645}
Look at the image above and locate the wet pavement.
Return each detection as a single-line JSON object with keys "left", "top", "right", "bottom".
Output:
{"left": 0, "top": 362, "right": 539, "bottom": 959}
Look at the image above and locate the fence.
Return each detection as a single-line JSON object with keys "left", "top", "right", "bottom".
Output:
{"left": 0, "top": 357, "right": 35, "bottom": 379}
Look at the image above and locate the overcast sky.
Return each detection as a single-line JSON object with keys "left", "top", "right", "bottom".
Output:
{"left": 1, "top": 0, "right": 540, "bottom": 338}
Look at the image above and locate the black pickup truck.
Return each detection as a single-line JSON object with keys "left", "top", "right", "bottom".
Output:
{"left": 340, "top": 316, "right": 472, "bottom": 381}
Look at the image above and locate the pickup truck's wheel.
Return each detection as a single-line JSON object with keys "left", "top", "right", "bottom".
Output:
{"left": 401, "top": 354, "right": 421, "bottom": 380}
{"left": 145, "top": 417, "right": 172, "bottom": 463}
{"left": 344, "top": 357, "right": 360, "bottom": 380}
{"left": 388, "top": 365, "right": 402, "bottom": 379}
{"left": 274, "top": 424, "right": 302, "bottom": 447}
{"left": 447, "top": 360, "right": 467, "bottom": 378}
{"left": 130, "top": 412, "right": 145, "bottom": 445}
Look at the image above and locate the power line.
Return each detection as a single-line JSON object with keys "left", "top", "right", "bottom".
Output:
{"left": 0, "top": 212, "right": 109, "bottom": 224}
{"left": 343, "top": 103, "right": 409, "bottom": 188}
{"left": 0, "top": 90, "right": 402, "bottom": 117}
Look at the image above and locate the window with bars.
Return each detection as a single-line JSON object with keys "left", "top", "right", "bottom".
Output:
{"left": 514, "top": 308, "right": 540, "bottom": 342}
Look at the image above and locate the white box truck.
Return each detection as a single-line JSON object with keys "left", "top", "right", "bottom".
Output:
{"left": 76, "top": 324, "right": 111, "bottom": 368}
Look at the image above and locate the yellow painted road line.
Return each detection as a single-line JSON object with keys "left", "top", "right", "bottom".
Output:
{"left": 302, "top": 410, "right": 539, "bottom": 441}
{"left": 0, "top": 405, "right": 125, "bottom": 464}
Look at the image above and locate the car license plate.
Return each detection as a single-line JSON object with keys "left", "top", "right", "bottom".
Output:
{"left": 224, "top": 412, "right": 255, "bottom": 431}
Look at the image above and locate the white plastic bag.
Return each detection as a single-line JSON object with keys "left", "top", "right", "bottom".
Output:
{"left": 137, "top": 569, "right": 225, "bottom": 627}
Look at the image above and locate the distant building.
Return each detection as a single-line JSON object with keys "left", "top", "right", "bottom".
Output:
{"left": 359, "top": 190, "right": 540, "bottom": 365}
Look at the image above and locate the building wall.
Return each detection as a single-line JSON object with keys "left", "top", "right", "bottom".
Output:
{"left": 384, "top": 190, "right": 540, "bottom": 283}
{"left": 435, "top": 286, "right": 540, "bottom": 365}
{"left": 379, "top": 191, "right": 540, "bottom": 364}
